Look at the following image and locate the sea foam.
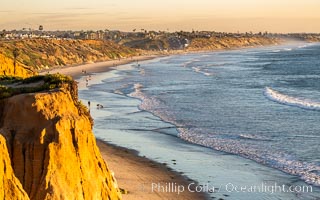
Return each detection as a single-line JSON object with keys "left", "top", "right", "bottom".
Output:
{"left": 178, "top": 127, "right": 320, "bottom": 186}
{"left": 264, "top": 87, "right": 320, "bottom": 111}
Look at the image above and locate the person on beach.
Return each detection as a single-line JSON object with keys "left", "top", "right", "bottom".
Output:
{"left": 87, "top": 101, "right": 91, "bottom": 113}
{"left": 86, "top": 77, "right": 89, "bottom": 87}
{"left": 97, "top": 104, "right": 104, "bottom": 109}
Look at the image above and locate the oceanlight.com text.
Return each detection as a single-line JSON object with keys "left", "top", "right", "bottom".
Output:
{"left": 148, "top": 181, "right": 313, "bottom": 194}
{"left": 225, "top": 182, "right": 313, "bottom": 194}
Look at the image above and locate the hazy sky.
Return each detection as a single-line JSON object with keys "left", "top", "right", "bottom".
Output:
{"left": 1, "top": 0, "right": 320, "bottom": 32}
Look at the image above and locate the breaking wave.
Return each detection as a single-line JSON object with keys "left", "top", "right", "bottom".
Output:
{"left": 178, "top": 127, "right": 320, "bottom": 186}
{"left": 128, "top": 83, "right": 320, "bottom": 186}
{"left": 264, "top": 87, "right": 320, "bottom": 111}
{"left": 128, "top": 83, "right": 174, "bottom": 124}
{"left": 192, "top": 67, "right": 213, "bottom": 76}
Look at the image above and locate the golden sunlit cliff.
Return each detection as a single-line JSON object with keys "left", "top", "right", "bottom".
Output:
{"left": 0, "top": 77, "right": 121, "bottom": 200}
{"left": 0, "top": 135, "right": 30, "bottom": 200}
{"left": 186, "top": 36, "right": 281, "bottom": 51}
{"left": 0, "top": 54, "right": 35, "bottom": 78}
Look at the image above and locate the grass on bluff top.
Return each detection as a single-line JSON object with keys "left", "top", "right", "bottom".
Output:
{"left": 0, "top": 74, "right": 73, "bottom": 99}
{"left": 0, "top": 73, "right": 93, "bottom": 126}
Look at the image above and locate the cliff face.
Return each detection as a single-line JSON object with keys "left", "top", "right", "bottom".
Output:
{"left": 0, "top": 54, "right": 35, "bottom": 78}
{"left": 0, "top": 135, "right": 30, "bottom": 200}
{"left": 0, "top": 88, "right": 121, "bottom": 200}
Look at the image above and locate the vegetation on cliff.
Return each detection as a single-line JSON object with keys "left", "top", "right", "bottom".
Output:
{"left": 0, "top": 74, "right": 72, "bottom": 98}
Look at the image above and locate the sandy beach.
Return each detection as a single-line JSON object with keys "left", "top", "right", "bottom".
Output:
{"left": 40, "top": 55, "right": 161, "bottom": 78}
{"left": 97, "top": 140, "right": 209, "bottom": 200}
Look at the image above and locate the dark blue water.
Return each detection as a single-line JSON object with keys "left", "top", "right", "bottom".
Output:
{"left": 79, "top": 43, "right": 320, "bottom": 199}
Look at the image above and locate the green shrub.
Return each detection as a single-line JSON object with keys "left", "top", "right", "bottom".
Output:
{"left": 0, "top": 74, "right": 73, "bottom": 99}
{"left": 0, "top": 76, "right": 22, "bottom": 84}
{"left": 22, "top": 75, "right": 45, "bottom": 84}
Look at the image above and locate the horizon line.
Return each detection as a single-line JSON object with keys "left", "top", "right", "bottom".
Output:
{"left": 2, "top": 29, "right": 320, "bottom": 35}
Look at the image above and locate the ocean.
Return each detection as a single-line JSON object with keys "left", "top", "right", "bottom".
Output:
{"left": 79, "top": 42, "right": 320, "bottom": 199}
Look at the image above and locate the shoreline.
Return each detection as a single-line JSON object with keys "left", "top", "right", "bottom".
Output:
{"left": 49, "top": 54, "right": 211, "bottom": 199}
{"left": 40, "top": 54, "right": 164, "bottom": 78}
{"left": 39, "top": 39, "right": 287, "bottom": 79}
{"left": 96, "top": 139, "right": 210, "bottom": 200}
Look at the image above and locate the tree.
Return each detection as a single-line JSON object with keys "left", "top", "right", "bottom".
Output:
{"left": 0, "top": 29, "right": 6, "bottom": 38}
{"left": 13, "top": 48, "right": 20, "bottom": 75}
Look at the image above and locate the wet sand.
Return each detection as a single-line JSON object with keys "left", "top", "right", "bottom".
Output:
{"left": 97, "top": 140, "right": 209, "bottom": 200}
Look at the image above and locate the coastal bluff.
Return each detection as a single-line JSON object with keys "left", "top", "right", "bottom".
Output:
{"left": 0, "top": 39, "right": 138, "bottom": 75}
{"left": 0, "top": 54, "right": 35, "bottom": 78}
{"left": 0, "top": 83, "right": 121, "bottom": 199}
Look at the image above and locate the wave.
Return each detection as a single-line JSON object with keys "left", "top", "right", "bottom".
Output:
{"left": 298, "top": 44, "right": 314, "bottom": 49}
{"left": 192, "top": 67, "right": 213, "bottom": 76}
{"left": 192, "top": 66, "right": 201, "bottom": 73}
{"left": 133, "top": 83, "right": 143, "bottom": 90}
{"left": 298, "top": 45, "right": 308, "bottom": 49}
{"left": 178, "top": 127, "right": 320, "bottom": 186}
{"left": 128, "top": 83, "right": 168, "bottom": 118}
{"left": 113, "top": 89, "right": 123, "bottom": 95}
{"left": 238, "top": 134, "right": 271, "bottom": 141}
{"left": 264, "top": 87, "right": 320, "bottom": 111}
{"left": 182, "top": 59, "right": 200, "bottom": 68}
{"left": 182, "top": 61, "right": 192, "bottom": 67}
{"left": 127, "top": 83, "right": 320, "bottom": 186}
{"left": 139, "top": 69, "right": 145, "bottom": 76}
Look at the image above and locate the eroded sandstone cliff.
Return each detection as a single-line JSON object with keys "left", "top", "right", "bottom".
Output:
{"left": 0, "top": 84, "right": 121, "bottom": 200}
{"left": 0, "top": 135, "right": 30, "bottom": 200}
